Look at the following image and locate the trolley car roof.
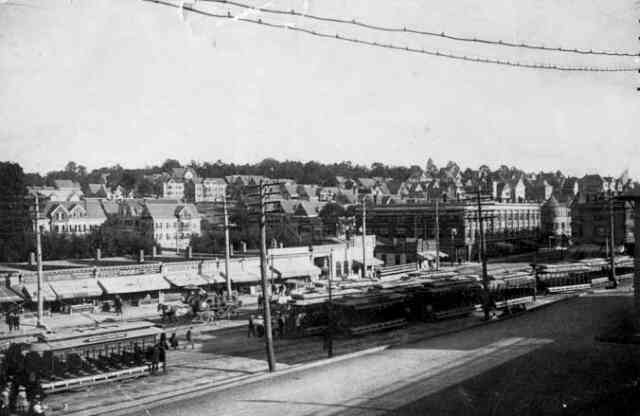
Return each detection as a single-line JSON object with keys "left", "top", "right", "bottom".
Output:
{"left": 32, "top": 326, "right": 161, "bottom": 352}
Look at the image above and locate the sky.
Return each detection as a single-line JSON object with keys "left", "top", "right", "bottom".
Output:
{"left": 0, "top": 0, "right": 638, "bottom": 178}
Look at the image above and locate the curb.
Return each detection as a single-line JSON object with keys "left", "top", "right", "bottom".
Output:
{"left": 56, "top": 293, "right": 580, "bottom": 416}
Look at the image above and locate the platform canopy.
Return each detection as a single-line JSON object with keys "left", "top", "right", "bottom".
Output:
{"left": 220, "top": 260, "right": 262, "bottom": 283}
{"left": 0, "top": 286, "right": 23, "bottom": 304}
{"left": 270, "top": 257, "right": 321, "bottom": 280}
{"left": 18, "top": 282, "right": 57, "bottom": 302}
{"left": 98, "top": 274, "right": 170, "bottom": 294}
{"left": 163, "top": 272, "right": 209, "bottom": 287}
{"left": 49, "top": 278, "right": 103, "bottom": 300}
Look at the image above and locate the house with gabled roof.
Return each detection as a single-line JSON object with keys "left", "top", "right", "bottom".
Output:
{"left": 43, "top": 198, "right": 107, "bottom": 234}
{"left": 141, "top": 199, "right": 201, "bottom": 250}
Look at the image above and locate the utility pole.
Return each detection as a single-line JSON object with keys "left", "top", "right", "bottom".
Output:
{"left": 476, "top": 187, "right": 490, "bottom": 321}
{"left": 223, "top": 194, "right": 232, "bottom": 296}
{"left": 258, "top": 180, "right": 276, "bottom": 372}
{"left": 33, "top": 192, "right": 44, "bottom": 328}
{"left": 435, "top": 199, "right": 440, "bottom": 270}
{"left": 609, "top": 195, "right": 617, "bottom": 287}
{"left": 361, "top": 200, "right": 367, "bottom": 278}
{"left": 327, "top": 248, "right": 334, "bottom": 358}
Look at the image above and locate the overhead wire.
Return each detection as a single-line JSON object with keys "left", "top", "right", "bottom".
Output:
{"left": 143, "top": 0, "right": 639, "bottom": 72}
{"left": 201, "top": 0, "right": 640, "bottom": 57}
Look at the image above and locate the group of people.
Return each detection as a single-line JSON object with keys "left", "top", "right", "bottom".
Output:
{"left": 148, "top": 329, "right": 196, "bottom": 374}
{"left": 4, "top": 310, "right": 21, "bottom": 332}
{"left": 0, "top": 382, "right": 46, "bottom": 415}
{"left": 247, "top": 311, "right": 290, "bottom": 339}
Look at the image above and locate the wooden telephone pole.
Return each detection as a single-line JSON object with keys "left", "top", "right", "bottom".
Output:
{"left": 361, "top": 200, "right": 367, "bottom": 278}
{"left": 435, "top": 199, "right": 440, "bottom": 270}
{"left": 608, "top": 195, "right": 617, "bottom": 287}
{"left": 223, "top": 194, "right": 232, "bottom": 296}
{"left": 476, "top": 187, "right": 490, "bottom": 321}
{"left": 34, "top": 192, "right": 44, "bottom": 328}
{"left": 257, "top": 180, "right": 276, "bottom": 371}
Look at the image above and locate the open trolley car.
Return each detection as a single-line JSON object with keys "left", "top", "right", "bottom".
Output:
{"left": 3, "top": 322, "right": 161, "bottom": 394}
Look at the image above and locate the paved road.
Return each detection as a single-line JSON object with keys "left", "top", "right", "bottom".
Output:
{"left": 125, "top": 292, "right": 640, "bottom": 416}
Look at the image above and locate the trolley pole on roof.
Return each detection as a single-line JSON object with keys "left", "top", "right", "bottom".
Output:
{"left": 223, "top": 194, "right": 232, "bottom": 296}
{"left": 34, "top": 192, "right": 44, "bottom": 328}
{"left": 608, "top": 194, "right": 618, "bottom": 287}
{"left": 361, "top": 200, "right": 367, "bottom": 278}
{"left": 258, "top": 180, "right": 276, "bottom": 372}
{"left": 476, "top": 186, "right": 490, "bottom": 321}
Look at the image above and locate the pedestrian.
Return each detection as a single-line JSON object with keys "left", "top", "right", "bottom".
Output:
{"left": 14, "top": 314, "right": 19, "bottom": 332}
{"left": 169, "top": 333, "right": 178, "bottom": 349}
{"left": 185, "top": 327, "right": 194, "bottom": 349}
{"left": 278, "top": 315, "right": 285, "bottom": 338}
{"left": 159, "top": 344, "right": 167, "bottom": 373}
{"left": 247, "top": 315, "right": 255, "bottom": 338}
{"left": 159, "top": 332, "right": 169, "bottom": 350}
{"left": 5, "top": 312, "right": 11, "bottom": 332}
{"left": 151, "top": 345, "right": 160, "bottom": 374}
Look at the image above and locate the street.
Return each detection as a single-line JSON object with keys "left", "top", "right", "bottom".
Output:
{"left": 123, "top": 291, "right": 640, "bottom": 416}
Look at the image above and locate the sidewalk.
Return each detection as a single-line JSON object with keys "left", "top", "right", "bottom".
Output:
{"left": 48, "top": 292, "right": 579, "bottom": 416}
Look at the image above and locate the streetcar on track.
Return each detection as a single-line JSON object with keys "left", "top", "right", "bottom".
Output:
{"left": 3, "top": 321, "right": 161, "bottom": 394}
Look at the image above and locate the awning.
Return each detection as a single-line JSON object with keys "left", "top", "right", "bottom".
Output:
{"left": 220, "top": 261, "right": 262, "bottom": 283}
{"left": 0, "top": 286, "right": 22, "bottom": 303}
{"left": 417, "top": 251, "right": 449, "bottom": 261}
{"left": 18, "top": 283, "right": 57, "bottom": 302}
{"left": 98, "top": 274, "right": 171, "bottom": 294}
{"left": 270, "top": 258, "right": 321, "bottom": 279}
{"left": 164, "top": 273, "right": 209, "bottom": 287}
{"left": 49, "top": 279, "right": 103, "bottom": 300}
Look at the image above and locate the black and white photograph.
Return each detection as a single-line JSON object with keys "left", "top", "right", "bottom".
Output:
{"left": 1, "top": 0, "right": 640, "bottom": 415}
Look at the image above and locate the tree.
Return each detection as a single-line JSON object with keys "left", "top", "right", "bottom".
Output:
{"left": 161, "top": 159, "right": 181, "bottom": 171}
{"left": 0, "top": 162, "right": 30, "bottom": 262}
{"left": 64, "top": 161, "right": 78, "bottom": 174}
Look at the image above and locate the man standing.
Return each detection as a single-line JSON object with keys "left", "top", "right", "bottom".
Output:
{"left": 185, "top": 327, "right": 194, "bottom": 349}
{"left": 247, "top": 315, "right": 255, "bottom": 338}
